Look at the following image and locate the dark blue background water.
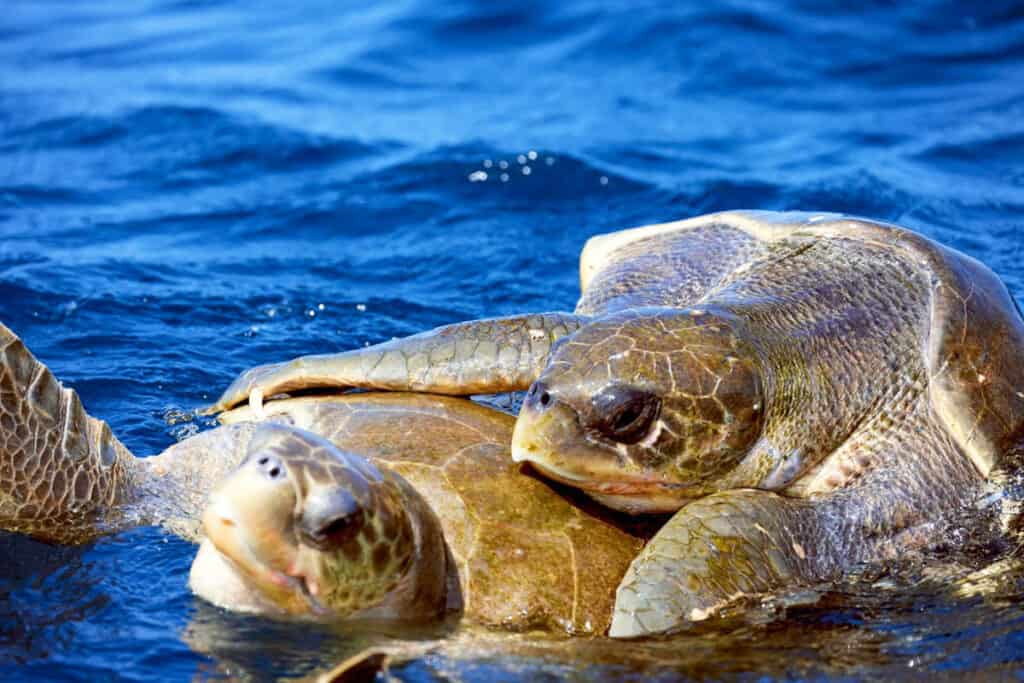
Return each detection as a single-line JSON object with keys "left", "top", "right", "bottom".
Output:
{"left": 2, "top": 1, "right": 1024, "bottom": 680}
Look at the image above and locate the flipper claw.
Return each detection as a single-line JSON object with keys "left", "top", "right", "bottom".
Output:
{"left": 249, "top": 387, "right": 265, "bottom": 420}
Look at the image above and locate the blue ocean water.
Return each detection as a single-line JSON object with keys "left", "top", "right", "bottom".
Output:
{"left": 1, "top": 1, "right": 1024, "bottom": 680}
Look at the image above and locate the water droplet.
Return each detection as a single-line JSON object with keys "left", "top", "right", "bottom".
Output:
{"left": 170, "top": 422, "right": 200, "bottom": 442}
{"left": 499, "top": 160, "right": 509, "bottom": 169}
{"left": 500, "top": 173, "right": 509, "bottom": 182}
{"left": 317, "top": 303, "right": 325, "bottom": 311}
{"left": 483, "top": 159, "right": 493, "bottom": 168}
{"left": 599, "top": 176, "right": 609, "bottom": 186}
{"left": 522, "top": 166, "right": 532, "bottom": 175}
{"left": 356, "top": 303, "right": 367, "bottom": 312}
{"left": 527, "top": 150, "right": 538, "bottom": 160}
{"left": 468, "top": 170, "right": 488, "bottom": 182}
{"left": 517, "top": 154, "right": 527, "bottom": 164}
{"left": 545, "top": 156, "right": 555, "bottom": 166}
{"left": 307, "top": 309, "right": 317, "bottom": 318}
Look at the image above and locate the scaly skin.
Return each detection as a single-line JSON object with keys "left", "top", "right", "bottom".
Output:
{"left": 209, "top": 211, "right": 1024, "bottom": 636}
{"left": 0, "top": 323, "right": 136, "bottom": 543}
{"left": 512, "top": 230, "right": 946, "bottom": 503}
{"left": 204, "top": 312, "right": 586, "bottom": 414}
{"left": 609, "top": 395, "right": 985, "bottom": 636}
{"left": 610, "top": 491, "right": 826, "bottom": 636}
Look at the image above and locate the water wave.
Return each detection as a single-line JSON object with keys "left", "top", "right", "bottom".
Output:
{"left": 1, "top": 0, "right": 1024, "bottom": 680}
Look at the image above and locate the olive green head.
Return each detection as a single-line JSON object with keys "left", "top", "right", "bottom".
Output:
{"left": 511, "top": 308, "right": 765, "bottom": 513}
{"left": 197, "top": 423, "right": 416, "bottom": 618}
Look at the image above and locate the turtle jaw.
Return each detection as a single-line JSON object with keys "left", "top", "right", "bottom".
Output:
{"left": 526, "top": 457, "right": 696, "bottom": 514}
{"left": 189, "top": 538, "right": 295, "bottom": 616}
{"left": 199, "top": 495, "right": 332, "bottom": 617}
{"left": 511, "top": 401, "right": 693, "bottom": 514}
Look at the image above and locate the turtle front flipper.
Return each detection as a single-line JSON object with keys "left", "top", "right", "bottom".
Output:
{"left": 0, "top": 323, "right": 137, "bottom": 544}
{"left": 206, "top": 312, "right": 585, "bottom": 414}
{"left": 609, "top": 490, "right": 832, "bottom": 638}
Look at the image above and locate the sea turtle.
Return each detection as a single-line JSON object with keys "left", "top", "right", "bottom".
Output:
{"left": 0, "top": 323, "right": 642, "bottom": 634}
{"left": 208, "top": 210, "right": 1024, "bottom": 637}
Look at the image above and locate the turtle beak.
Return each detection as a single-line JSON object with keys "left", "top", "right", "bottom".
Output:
{"left": 512, "top": 383, "right": 695, "bottom": 514}
{"left": 512, "top": 391, "right": 587, "bottom": 476}
{"left": 512, "top": 384, "right": 628, "bottom": 488}
{"left": 200, "top": 494, "right": 302, "bottom": 610}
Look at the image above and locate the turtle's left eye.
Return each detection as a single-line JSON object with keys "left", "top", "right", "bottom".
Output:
{"left": 312, "top": 511, "right": 364, "bottom": 548}
{"left": 590, "top": 385, "right": 661, "bottom": 445}
{"left": 298, "top": 489, "right": 365, "bottom": 550}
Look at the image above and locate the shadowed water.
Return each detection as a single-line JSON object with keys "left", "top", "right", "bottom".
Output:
{"left": 2, "top": 0, "right": 1024, "bottom": 680}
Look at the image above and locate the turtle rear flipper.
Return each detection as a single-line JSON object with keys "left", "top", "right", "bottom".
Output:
{"left": 0, "top": 323, "right": 136, "bottom": 544}
{"left": 206, "top": 312, "right": 586, "bottom": 414}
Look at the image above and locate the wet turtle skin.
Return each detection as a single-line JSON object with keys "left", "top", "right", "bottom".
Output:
{"left": 0, "top": 320, "right": 641, "bottom": 634}
{"left": 208, "top": 211, "right": 1024, "bottom": 636}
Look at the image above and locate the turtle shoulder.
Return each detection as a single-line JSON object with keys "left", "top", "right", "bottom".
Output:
{"left": 857, "top": 221, "right": 1024, "bottom": 478}
{"left": 225, "top": 392, "right": 643, "bottom": 634}
{"left": 916, "top": 233, "right": 1024, "bottom": 478}
{"left": 576, "top": 211, "right": 836, "bottom": 316}
{"left": 774, "top": 215, "right": 1024, "bottom": 478}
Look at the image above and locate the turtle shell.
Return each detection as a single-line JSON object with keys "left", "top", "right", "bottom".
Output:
{"left": 222, "top": 393, "right": 645, "bottom": 634}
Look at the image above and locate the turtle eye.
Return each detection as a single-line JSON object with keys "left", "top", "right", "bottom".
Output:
{"left": 591, "top": 386, "right": 661, "bottom": 445}
{"left": 311, "top": 511, "right": 364, "bottom": 549}
{"left": 298, "top": 489, "right": 365, "bottom": 551}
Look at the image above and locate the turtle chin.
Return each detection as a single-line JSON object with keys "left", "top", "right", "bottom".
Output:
{"left": 198, "top": 496, "right": 331, "bottom": 617}
{"left": 511, "top": 401, "right": 692, "bottom": 515}
{"left": 189, "top": 539, "right": 287, "bottom": 615}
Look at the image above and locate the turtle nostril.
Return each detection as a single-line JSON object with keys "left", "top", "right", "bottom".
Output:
{"left": 256, "top": 454, "right": 286, "bottom": 481}
{"left": 539, "top": 391, "right": 551, "bottom": 407}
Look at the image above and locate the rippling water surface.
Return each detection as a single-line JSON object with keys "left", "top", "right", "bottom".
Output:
{"left": 2, "top": 1, "right": 1024, "bottom": 680}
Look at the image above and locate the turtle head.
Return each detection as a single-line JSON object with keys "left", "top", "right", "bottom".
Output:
{"left": 192, "top": 423, "right": 439, "bottom": 619}
{"left": 512, "top": 308, "right": 766, "bottom": 513}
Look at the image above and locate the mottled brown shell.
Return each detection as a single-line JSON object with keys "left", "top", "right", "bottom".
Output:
{"left": 222, "top": 393, "right": 644, "bottom": 635}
